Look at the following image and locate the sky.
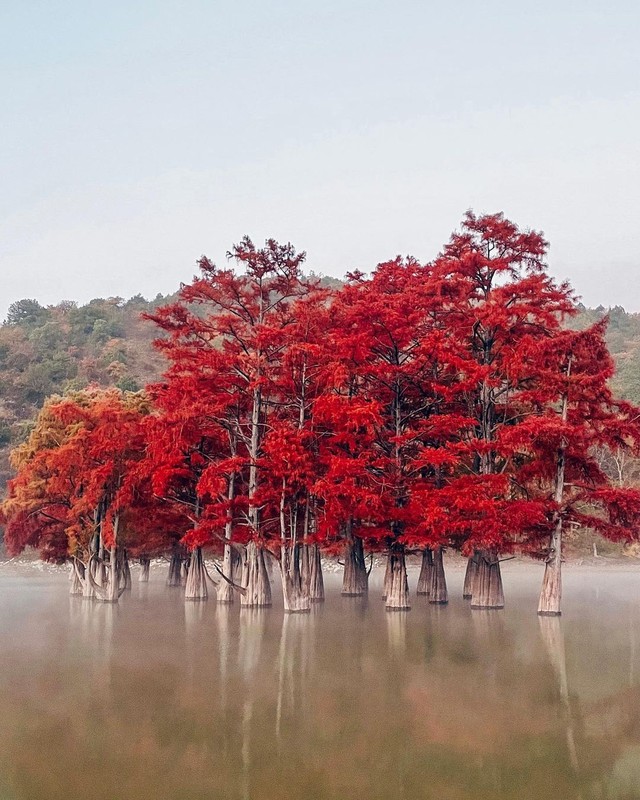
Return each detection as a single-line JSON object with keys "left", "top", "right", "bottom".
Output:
{"left": 1, "top": 0, "right": 639, "bottom": 320}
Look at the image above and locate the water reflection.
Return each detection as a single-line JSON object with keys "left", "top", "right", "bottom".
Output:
{"left": 0, "top": 569, "right": 639, "bottom": 799}
{"left": 538, "top": 615, "right": 579, "bottom": 774}
{"left": 386, "top": 610, "right": 407, "bottom": 656}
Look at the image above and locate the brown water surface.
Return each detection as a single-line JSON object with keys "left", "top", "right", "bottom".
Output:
{"left": 0, "top": 562, "right": 639, "bottom": 800}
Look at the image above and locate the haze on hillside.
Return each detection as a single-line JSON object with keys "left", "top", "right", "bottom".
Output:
{"left": 2, "top": 0, "right": 639, "bottom": 320}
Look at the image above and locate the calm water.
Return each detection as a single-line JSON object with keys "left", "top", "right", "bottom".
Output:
{"left": 0, "top": 562, "right": 639, "bottom": 800}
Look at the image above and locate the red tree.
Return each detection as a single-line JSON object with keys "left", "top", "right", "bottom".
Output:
{"left": 1, "top": 388, "right": 151, "bottom": 601}
{"left": 429, "top": 212, "right": 576, "bottom": 608}
{"left": 509, "top": 321, "right": 640, "bottom": 614}
{"left": 146, "top": 237, "right": 321, "bottom": 609}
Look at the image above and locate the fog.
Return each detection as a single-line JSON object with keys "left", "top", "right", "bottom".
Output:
{"left": 0, "top": 560, "right": 639, "bottom": 799}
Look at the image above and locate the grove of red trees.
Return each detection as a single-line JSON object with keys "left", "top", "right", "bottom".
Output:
{"left": 4, "top": 212, "right": 640, "bottom": 616}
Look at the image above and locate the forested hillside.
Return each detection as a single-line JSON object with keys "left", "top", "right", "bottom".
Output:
{"left": 1, "top": 291, "right": 639, "bottom": 490}
{"left": 0, "top": 294, "right": 170, "bottom": 486}
{"left": 573, "top": 305, "right": 640, "bottom": 403}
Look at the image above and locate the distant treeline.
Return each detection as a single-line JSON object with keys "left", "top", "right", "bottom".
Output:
{"left": 0, "top": 294, "right": 169, "bottom": 485}
{"left": 0, "top": 283, "right": 638, "bottom": 486}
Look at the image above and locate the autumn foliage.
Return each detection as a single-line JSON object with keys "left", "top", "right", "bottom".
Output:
{"left": 3, "top": 213, "right": 640, "bottom": 613}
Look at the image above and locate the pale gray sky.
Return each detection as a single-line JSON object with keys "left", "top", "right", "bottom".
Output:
{"left": 1, "top": 0, "right": 639, "bottom": 319}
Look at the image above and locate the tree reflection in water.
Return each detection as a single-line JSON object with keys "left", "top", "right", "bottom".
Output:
{"left": 0, "top": 569, "right": 638, "bottom": 799}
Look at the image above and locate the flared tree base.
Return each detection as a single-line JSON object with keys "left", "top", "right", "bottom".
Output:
{"left": 184, "top": 547, "right": 208, "bottom": 601}
{"left": 428, "top": 547, "right": 448, "bottom": 605}
{"left": 342, "top": 536, "right": 368, "bottom": 597}
{"left": 241, "top": 541, "right": 272, "bottom": 608}
{"left": 416, "top": 549, "right": 433, "bottom": 596}
{"left": 470, "top": 550, "right": 504, "bottom": 610}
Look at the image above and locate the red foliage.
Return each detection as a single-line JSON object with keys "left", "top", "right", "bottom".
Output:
{"left": 8, "top": 215, "right": 640, "bottom": 570}
{"left": 1, "top": 388, "right": 152, "bottom": 561}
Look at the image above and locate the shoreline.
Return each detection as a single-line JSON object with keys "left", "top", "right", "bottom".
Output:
{"left": 1, "top": 553, "right": 639, "bottom": 579}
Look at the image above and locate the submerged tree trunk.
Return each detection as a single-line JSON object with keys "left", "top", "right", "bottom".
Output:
{"left": 89, "top": 509, "right": 107, "bottom": 590}
{"left": 539, "top": 522, "right": 563, "bottom": 616}
{"left": 241, "top": 541, "right": 272, "bottom": 608}
{"left": 167, "top": 546, "right": 184, "bottom": 587}
{"left": 416, "top": 549, "right": 434, "bottom": 596}
{"left": 302, "top": 543, "right": 324, "bottom": 602}
{"left": 463, "top": 551, "right": 480, "bottom": 599}
{"left": 92, "top": 539, "right": 107, "bottom": 589}
{"left": 308, "top": 544, "right": 324, "bottom": 602}
{"left": 87, "top": 512, "right": 126, "bottom": 603}
{"left": 218, "top": 543, "right": 242, "bottom": 604}
{"left": 276, "top": 475, "right": 309, "bottom": 613}
{"left": 539, "top": 373, "right": 570, "bottom": 616}
{"left": 301, "top": 543, "right": 310, "bottom": 587}
{"left": 280, "top": 544, "right": 311, "bottom": 613}
{"left": 89, "top": 545, "right": 123, "bottom": 604}
{"left": 382, "top": 551, "right": 392, "bottom": 600}
{"left": 139, "top": 556, "right": 151, "bottom": 582}
{"left": 103, "top": 546, "right": 120, "bottom": 603}
{"left": 122, "top": 550, "right": 132, "bottom": 590}
{"left": 471, "top": 549, "right": 504, "bottom": 609}
{"left": 385, "top": 546, "right": 410, "bottom": 610}
{"left": 218, "top": 452, "right": 238, "bottom": 604}
{"left": 429, "top": 547, "right": 448, "bottom": 604}
{"left": 342, "top": 528, "right": 368, "bottom": 596}
{"left": 87, "top": 511, "right": 104, "bottom": 592}
{"left": 185, "top": 547, "right": 208, "bottom": 601}
{"left": 233, "top": 545, "right": 245, "bottom": 584}
{"left": 112, "top": 548, "right": 129, "bottom": 592}
{"left": 80, "top": 559, "right": 94, "bottom": 599}
{"left": 69, "top": 560, "right": 84, "bottom": 596}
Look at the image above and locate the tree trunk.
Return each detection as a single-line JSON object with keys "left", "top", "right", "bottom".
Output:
{"left": 538, "top": 377, "right": 570, "bottom": 616}
{"left": 342, "top": 531, "right": 368, "bottom": 596}
{"left": 463, "top": 551, "right": 480, "bottom": 599}
{"left": 416, "top": 549, "right": 434, "bottom": 596}
{"left": 103, "top": 546, "right": 120, "bottom": 603}
{"left": 385, "top": 546, "right": 410, "bottom": 610}
{"left": 218, "top": 454, "right": 238, "bottom": 604}
{"left": 538, "top": 518, "right": 563, "bottom": 615}
{"left": 382, "top": 551, "right": 392, "bottom": 600}
{"left": 233, "top": 545, "right": 245, "bottom": 584}
{"left": 429, "top": 547, "right": 448, "bottom": 604}
{"left": 218, "top": 542, "right": 241, "bottom": 604}
{"left": 114, "top": 548, "right": 126, "bottom": 591}
{"left": 280, "top": 544, "right": 311, "bottom": 613}
{"left": 92, "top": 546, "right": 106, "bottom": 589}
{"left": 471, "top": 549, "right": 504, "bottom": 609}
{"left": 85, "top": 548, "right": 125, "bottom": 604}
{"left": 185, "top": 547, "right": 208, "bottom": 601}
{"left": 247, "top": 386, "right": 261, "bottom": 536}
{"left": 90, "top": 516, "right": 107, "bottom": 589}
{"left": 81, "top": 559, "right": 94, "bottom": 599}
{"left": 307, "top": 544, "right": 324, "bottom": 602}
{"left": 122, "top": 550, "right": 132, "bottom": 590}
{"left": 139, "top": 556, "right": 151, "bottom": 583}
{"left": 301, "top": 543, "right": 310, "bottom": 589}
{"left": 217, "top": 469, "right": 241, "bottom": 603}
{"left": 167, "top": 546, "right": 184, "bottom": 587}
{"left": 69, "top": 560, "right": 84, "bottom": 596}
{"left": 241, "top": 541, "right": 272, "bottom": 608}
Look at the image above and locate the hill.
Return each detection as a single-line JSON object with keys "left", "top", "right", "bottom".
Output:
{"left": 0, "top": 294, "right": 171, "bottom": 486}
{"left": 573, "top": 305, "right": 640, "bottom": 403}
{"left": 2, "top": 291, "right": 640, "bottom": 489}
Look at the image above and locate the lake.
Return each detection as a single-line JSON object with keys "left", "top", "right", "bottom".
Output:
{"left": 0, "top": 560, "right": 638, "bottom": 800}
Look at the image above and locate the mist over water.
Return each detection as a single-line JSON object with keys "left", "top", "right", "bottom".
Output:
{"left": 0, "top": 563, "right": 639, "bottom": 800}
